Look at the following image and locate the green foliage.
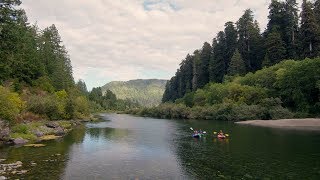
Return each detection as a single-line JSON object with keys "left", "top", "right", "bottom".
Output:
{"left": 32, "top": 76, "right": 55, "bottom": 93}
{"left": 227, "top": 49, "right": 246, "bottom": 76}
{"left": 26, "top": 94, "right": 64, "bottom": 120}
{"left": 136, "top": 58, "right": 320, "bottom": 120}
{"left": 275, "top": 58, "right": 320, "bottom": 113}
{"left": 0, "top": 86, "right": 24, "bottom": 122}
{"left": 12, "top": 124, "right": 29, "bottom": 134}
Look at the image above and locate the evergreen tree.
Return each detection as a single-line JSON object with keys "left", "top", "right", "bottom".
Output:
{"left": 40, "top": 25, "right": 74, "bottom": 90}
{"left": 227, "top": 49, "right": 246, "bottom": 76}
{"left": 192, "top": 50, "right": 201, "bottom": 91}
{"left": 198, "top": 42, "right": 211, "bottom": 88}
{"left": 0, "top": 0, "right": 44, "bottom": 84}
{"left": 265, "top": 28, "right": 286, "bottom": 65}
{"left": 299, "top": 0, "right": 320, "bottom": 58}
{"left": 284, "top": 0, "right": 299, "bottom": 59}
{"left": 210, "top": 32, "right": 226, "bottom": 83}
{"left": 314, "top": 0, "right": 320, "bottom": 25}
{"left": 76, "top": 79, "right": 88, "bottom": 95}
{"left": 224, "top": 22, "right": 238, "bottom": 71}
{"left": 237, "top": 9, "right": 264, "bottom": 71}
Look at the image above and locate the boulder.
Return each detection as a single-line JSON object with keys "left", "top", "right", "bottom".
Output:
{"left": 33, "top": 130, "right": 44, "bottom": 137}
{"left": 13, "top": 138, "right": 29, "bottom": 145}
{"left": 45, "top": 122, "right": 59, "bottom": 128}
{"left": 54, "top": 127, "right": 65, "bottom": 136}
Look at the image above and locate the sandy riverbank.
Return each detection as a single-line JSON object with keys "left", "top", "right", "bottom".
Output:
{"left": 236, "top": 118, "right": 320, "bottom": 131}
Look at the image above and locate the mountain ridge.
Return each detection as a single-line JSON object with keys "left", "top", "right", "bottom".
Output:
{"left": 101, "top": 79, "right": 167, "bottom": 107}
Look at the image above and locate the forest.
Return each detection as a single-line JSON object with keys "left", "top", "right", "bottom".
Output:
{"left": 130, "top": 0, "right": 320, "bottom": 120}
{"left": 0, "top": 0, "right": 137, "bottom": 126}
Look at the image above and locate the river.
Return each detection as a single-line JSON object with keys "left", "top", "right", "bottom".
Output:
{"left": 1, "top": 113, "right": 320, "bottom": 179}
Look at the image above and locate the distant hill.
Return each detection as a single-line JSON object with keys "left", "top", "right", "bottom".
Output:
{"left": 101, "top": 79, "right": 168, "bottom": 107}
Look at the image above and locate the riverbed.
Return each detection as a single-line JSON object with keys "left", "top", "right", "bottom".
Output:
{"left": 1, "top": 114, "right": 320, "bottom": 179}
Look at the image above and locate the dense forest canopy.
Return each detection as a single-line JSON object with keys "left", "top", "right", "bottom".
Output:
{"left": 0, "top": 0, "right": 137, "bottom": 124}
{"left": 163, "top": 0, "right": 320, "bottom": 104}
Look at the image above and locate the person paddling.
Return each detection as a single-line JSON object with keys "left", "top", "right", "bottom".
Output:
{"left": 218, "top": 130, "right": 224, "bottom": 136}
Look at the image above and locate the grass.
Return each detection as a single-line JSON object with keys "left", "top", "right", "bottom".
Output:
{"left": 10, "top": 133, "right": 37, "bottom": 141}
{"left": 57, "top": 121, "right": 72, "bottom": 129}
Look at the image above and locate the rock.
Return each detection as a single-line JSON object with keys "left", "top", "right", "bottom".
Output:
{"left": 0, "top": 159, "right": 5, "bottom": 163}
{"left": 14, "top": 138, "right": 29, "bottom": 145}
{"left": 45, "top": 122, "right": 59, "bottom": 128}
{"left": 0, "top": 121, "right": 10, "bottom": 141}
{"left": 33, "top": 130, "right": 44, "bottom": 137}
{"left": 0, "top": 176, "right": 6, "bottom": 180}
{"left": 54, "top": 127, "right": 65, "bottom": 136}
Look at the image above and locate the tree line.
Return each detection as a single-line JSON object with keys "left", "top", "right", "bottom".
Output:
{"left": 163, "top": 0, "right": 320, "bottom": 103}
{"left": 129, "top": 58, "right": 320, "bottom": 120}
{"left": 0, "top": 1, "right": 136, "bottom": 124}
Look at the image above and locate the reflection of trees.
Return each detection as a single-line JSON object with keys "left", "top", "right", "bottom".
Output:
{"left": 1, "top": 125, "right": 86, "bottom": 180}
{"left": 86, "top": 127, "right": 130, "bottom": 142}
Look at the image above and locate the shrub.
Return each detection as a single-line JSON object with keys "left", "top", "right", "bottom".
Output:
{"left": 12, "top": 124, "right": 29, "bottom": 134}
{"left": 26, "top": 94, "right": 65, "bottom": 120}
{"left": 0, "top": 86, "right": 25, "bottom": 122}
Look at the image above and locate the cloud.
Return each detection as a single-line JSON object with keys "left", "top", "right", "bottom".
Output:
{"left": 21, "top": 0, "right": 302, "bottom": 90}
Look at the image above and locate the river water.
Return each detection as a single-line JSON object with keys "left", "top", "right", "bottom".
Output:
{"left": 1, "top": 113, "right": 320, "bottom": 179}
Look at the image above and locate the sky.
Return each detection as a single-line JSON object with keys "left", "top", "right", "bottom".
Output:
{"left": 21, "top": 0, "right": 295, "bottom": 90}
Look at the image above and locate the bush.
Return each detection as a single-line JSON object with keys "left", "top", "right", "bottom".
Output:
{"left": 26, "top": 94, "right": 65, "bottom": 120}
{"left": 0, "top": 86, "right": 25, "bottom": 122}
{"left": 12, "top": 124, "right": 29, "bottom": 134}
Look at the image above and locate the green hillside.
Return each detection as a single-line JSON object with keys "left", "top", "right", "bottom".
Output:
{"left": 101, "top": 79, "right": 167, "bottom": 107}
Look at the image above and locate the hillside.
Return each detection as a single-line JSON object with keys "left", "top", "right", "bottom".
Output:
{"left": 101, "top": 79, "right": 167, "bottom": 107}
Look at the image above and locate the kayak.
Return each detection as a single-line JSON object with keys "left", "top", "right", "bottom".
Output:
{"left": 217, "top": 134, "right": 226, "bottom": 139}
{"left": 193, "top": 133, "right": 201, "bottom": 138}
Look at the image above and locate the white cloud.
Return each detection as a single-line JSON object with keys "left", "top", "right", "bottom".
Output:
{"left": 21, "top": 0, "right": 302, "bottom": 90}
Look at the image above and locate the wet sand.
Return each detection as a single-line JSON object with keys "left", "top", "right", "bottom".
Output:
{"left": 236, "top": 118, "right": 320, "bottom": 131}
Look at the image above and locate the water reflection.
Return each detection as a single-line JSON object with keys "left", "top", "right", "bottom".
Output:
{"left": 0, "top": 125, "right": 86, "bottom": 180}
{"left": 1, "top": 114, "right": 320, "bottom": 179}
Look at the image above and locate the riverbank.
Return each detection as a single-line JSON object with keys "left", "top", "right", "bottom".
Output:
{"left": 236, "top": 118, "right": 320, "bottom": 131}
{"left": 0, "top": 115, "right": 104, "bottom": 146}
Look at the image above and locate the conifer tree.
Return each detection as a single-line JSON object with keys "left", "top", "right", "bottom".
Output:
{"left": 227, "top": 49, "right": 246, "bottom": 76}
{"left": 265, "top": 28, "right": 286, "bottom": 65}
{"left": 300, "top": 0, "right": 320, "bottom": 58}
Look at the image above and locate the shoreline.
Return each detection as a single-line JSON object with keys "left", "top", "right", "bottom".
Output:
{"left": 235, "top": 118, "right": 320, "bottom": 131}
{"left": 0, "top": 114, "right": 104, "bottom": 147}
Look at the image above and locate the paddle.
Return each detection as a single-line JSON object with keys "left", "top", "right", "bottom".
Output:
{"left": 190, "top": 127, "right": 194, "bottom": 131}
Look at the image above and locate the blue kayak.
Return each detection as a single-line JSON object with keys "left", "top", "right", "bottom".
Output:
{"left": 193, "top": 133, "right": 201, "bottom": 138}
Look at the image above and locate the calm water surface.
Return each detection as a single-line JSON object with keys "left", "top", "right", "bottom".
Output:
{"left": 1, "top": 114, "right": 320, "bottom": 179}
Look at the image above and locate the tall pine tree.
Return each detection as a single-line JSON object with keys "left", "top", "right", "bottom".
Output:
{"left": 299, "top": 0, "right": 320, "bottom": 58}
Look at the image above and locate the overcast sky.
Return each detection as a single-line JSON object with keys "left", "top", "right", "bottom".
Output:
{"left": 21, "top": 0, "right": 300, "bottom": 90}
